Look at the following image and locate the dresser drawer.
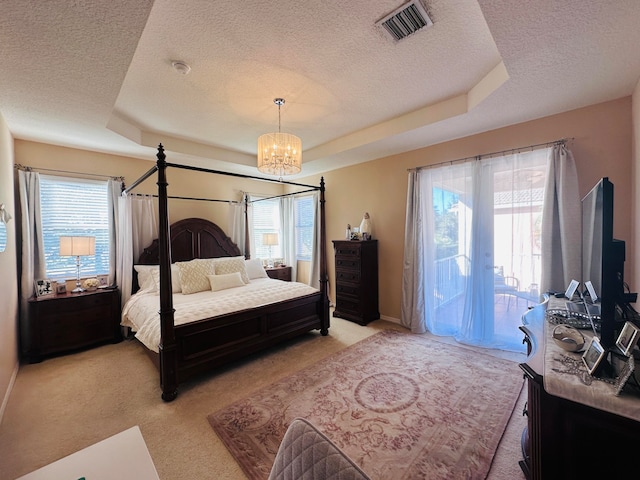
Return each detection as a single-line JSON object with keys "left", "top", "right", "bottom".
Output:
{"left": 335, "top": 297, "right": 360, "bottom": 314}
{"left": 336, "top": 269, "right": 360, "bottom": 283}
{"left": 334, "top": 244, "right": 362, "bottom": 257}
{"left": 335, "top": 257, "right": 360, "bottom": 270}
{"left": 336, "top": 282, "right": 360, "bottom": 298}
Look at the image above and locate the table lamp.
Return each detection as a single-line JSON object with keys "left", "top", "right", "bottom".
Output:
{"left": 60, "top": 236, "right": 96, "bottom": 293}
{"left": 262, "top": 233, "right": 279, "bottom": 268}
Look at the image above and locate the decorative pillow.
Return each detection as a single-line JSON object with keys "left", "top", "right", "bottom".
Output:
{"left": 245, "top": 258, "right": 268, "bottom": 280}
{"left": 213, "top": 256, "right": 250, "bottom": 284}
{"left": 207, "top": 272, "right": 246, "bottom": 292}
{"left": 176, "top": 258, "right": 217, "bottom": 294}
{"left": 149, "top": 264, "right": 183, "bottom": 294}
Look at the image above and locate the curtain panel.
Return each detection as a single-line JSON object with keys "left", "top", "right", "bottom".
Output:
{"left": 401, "top": 146, "right": 571, "bottom": 351}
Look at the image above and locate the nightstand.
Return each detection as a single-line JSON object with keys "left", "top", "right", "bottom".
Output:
{"left": 23, "top": 287, "right": 121, "bottom": 363}
{"left": 265, "top": 265, "right": 292, "bottom": 281}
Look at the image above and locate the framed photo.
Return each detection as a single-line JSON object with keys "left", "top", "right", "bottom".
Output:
{"left": 610, "top": 351, "right": 635, "bottom": 396}
{"left": 55, "top": 282, "right": 67, "bottom": 295}
{"left": 616, "top": 321, "right": 640, "bottom": 356}
{"left": 564, "top": 279, "right": 580, "bottom": 300}
{"left": 97, "top": 274, "right": 109, "bottom": 288}
{"left": 584, "top": 280, "right": 599, "bottom": 303}
{"left": 582, "top": 336, "right": 606, "bottom": 375}
{"left": 34, "top": 278, "right": 54, "bottom": 297}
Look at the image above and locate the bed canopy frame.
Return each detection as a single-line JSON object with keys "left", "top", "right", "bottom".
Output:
{"left": 124, "top": 144, "right": 330, "bottom": 401}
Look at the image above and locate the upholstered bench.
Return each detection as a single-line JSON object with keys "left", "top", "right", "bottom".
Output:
{"left": 268, "top": 418, "right": 371, "bottom": 480}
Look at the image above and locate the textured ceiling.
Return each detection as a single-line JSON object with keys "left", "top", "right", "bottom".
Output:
{"left": 2, "top": 0, "right": 640, "bottom": 177}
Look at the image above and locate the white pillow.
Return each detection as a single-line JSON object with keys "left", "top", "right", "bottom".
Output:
{"left": 176, "top": 258, "right": 217, "bottom": 294}
{"left": 207, "top": 272, "right": 246, "bottom": 292}
{"left": 213, "top": 256, "right": 250, "bottom": 284}
{"left": 245, "top": 258, "right": 268, "bottom": 280}
{"left": 134, "top": 265, "right": 157, "bottom": 292}
{"left": 149, "top": 264, "right": 183, "bottom": 293}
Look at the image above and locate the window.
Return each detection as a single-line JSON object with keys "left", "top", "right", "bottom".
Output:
{"left": 294, "top": 196, "right": 314, "bottom": 261}
{"left": 251, "top": 196, "right": 281, "bottom": 260}
{"left": 40, "top": 175, "right": 111, "bottom": 279}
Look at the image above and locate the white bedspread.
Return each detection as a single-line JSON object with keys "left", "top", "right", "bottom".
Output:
{"left": 121, "top": 278, "right": 319, "bottom": 353}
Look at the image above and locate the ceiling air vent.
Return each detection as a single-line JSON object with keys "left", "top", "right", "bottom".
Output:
{"left": 376, "top": 0, "right": 433, "bottom": 42}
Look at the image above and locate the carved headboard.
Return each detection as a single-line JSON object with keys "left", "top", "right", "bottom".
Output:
{"left": 137, "top": 217, "right": 242, "bottom": 265}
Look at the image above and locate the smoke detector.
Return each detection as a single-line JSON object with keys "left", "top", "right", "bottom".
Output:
{"left": 376, "top": 0, "right": 433, "bottom": 42}
{"left": 171, "top": 60, "right": 191, "bottom": 75}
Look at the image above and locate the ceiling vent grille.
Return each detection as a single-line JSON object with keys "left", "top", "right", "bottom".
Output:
{"left": 376, "top": 1, "right": 433, "bottom": 42}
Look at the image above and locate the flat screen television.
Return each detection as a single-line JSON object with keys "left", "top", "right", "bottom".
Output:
{"left": 581, "top": 177, "right": 626, "bottom": 347}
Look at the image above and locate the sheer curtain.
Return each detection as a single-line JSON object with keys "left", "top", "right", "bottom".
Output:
{"left": 228, "top": 194, "right": 247, "bottom": 257}
{"left": 116, "top": 194, "right": 157, "bottom": 306}
{"left": 17, "top": 170, "right": 45, "bottom": 320}
{"left": 402, "top": 148, "right": 551, "bottom": 351}
{"left": 280, "top": 196, "right": 297, "bottom": 281}
{"left": 540, "top": 145, "right": 581, "bottom": 294}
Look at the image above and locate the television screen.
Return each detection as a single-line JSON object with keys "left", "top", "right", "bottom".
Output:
{"left": 581, "top": 177, "right": 625, "bottom": 348}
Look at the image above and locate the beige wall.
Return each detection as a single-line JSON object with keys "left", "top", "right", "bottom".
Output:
{"left": 0, "top": 112, "right": 18, "bottom": 417}
{"left": 14, "top": 141, "right": 285, "bottom": 229}
{"left": 302, "top": 97, "right": 634, "bottom": 322}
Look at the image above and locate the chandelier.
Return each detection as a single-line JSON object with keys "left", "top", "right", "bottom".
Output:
{"left": 257, "top": 98, "right": 302, "bottom": 176}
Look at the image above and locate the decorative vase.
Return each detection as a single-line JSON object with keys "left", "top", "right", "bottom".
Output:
{"left": 359, "top": 213, "right": 372, "bottom": 239}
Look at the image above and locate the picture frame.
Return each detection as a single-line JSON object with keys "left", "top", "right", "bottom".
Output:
{"left": 55, "top": 281, "right": 67, "bottom": 295}
{"left": 616, "top": 321, "right": 640, "bottom": 356}
{"left": 582, "top": 336, "right": 606, "bottom": 375}
{"left": 97, "top": 274, "right": 109, "bottom": 288}
{"left": 34, "top": 278, "right": 54, "bottom": 297}
{"left": 564, "top": 279, "right": 580, "bottom": 300}
{"left": 584, "top": 280, "right": 599, "bottom": 303}
{"left": 610, "top": 351, "right": 635, "bottom": 396}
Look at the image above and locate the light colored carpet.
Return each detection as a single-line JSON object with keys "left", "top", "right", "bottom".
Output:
{"left": 0, "top": 318, "right": 527, "bottom": 480}
{"left": 209, "top": 330, "right": 524, "bottom": 479}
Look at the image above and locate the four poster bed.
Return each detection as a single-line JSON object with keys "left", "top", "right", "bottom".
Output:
{"left": 122, "top": 145, "right": 330, "bottom": 401}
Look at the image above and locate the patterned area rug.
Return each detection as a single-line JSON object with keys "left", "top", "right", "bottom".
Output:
{"left": 208, "top": 330, "right": 524, "bottom": 479}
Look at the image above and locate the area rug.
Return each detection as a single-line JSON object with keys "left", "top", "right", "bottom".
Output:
{"left": 208, "top": 330, "right": 524, "bottom": 480}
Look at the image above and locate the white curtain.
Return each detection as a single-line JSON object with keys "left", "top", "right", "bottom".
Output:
{"left": 116, "top": 194, "right": 157, "bottom": 307}
{"left": 308, "top": 192, "right": 321, "bottom": 289}
{"left": 541, "top": 145, "right": 581, "bottom": 294}
{"left": 402, "top": 148, "right": 550, "bottom": 351}
{"left": 280, "top": 197, "right": 297, "bottom": 281}
{"left": 17, "top": 170, "right": 45, "bottom": 319}
{"left": 107, "top": 179, "right": 122, "bottom": 285}
{"left": 228, "top": 194, "right": 247, "bottom": 257}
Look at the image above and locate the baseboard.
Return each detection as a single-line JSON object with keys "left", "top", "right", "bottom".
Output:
{"left": 380, "top": 314, "right": 401, "bottom": 324}
{"left": 0, "top": 361, "right": 19, "bottom": 426}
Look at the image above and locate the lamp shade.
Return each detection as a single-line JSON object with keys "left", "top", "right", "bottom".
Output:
{"left": 257, "top": 132, "right": 302, "bottom": 176}
{"left": 257, "top": 98, "right": 302, "bottom": 176}
{"left": 60, "top": 236, "right": 96, "bottom": 256}
{"left": 262, "top": 233, "right": 279, "bottom": 246}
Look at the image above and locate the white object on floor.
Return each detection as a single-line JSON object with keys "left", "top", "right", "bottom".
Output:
{"left": 16, "top": 426, "right": 160, "bottom": 480}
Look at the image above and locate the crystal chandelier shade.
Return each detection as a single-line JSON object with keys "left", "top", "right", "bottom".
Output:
{"left": 257, "top": 98, "right": 302, "bottom": 176}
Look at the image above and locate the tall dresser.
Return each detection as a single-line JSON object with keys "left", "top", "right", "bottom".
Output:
{"left": 332, "top": 240, "right": 379, "bottom": 325}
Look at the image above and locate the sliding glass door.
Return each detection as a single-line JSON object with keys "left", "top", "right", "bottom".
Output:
{"left": 421, "top": 149, "right": 548, "bottom": 351}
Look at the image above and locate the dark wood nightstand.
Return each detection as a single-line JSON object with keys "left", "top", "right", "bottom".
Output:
{"left": 23, "top": 287, "right": 121, "bottom": 363}
{"left": 265, "top": 265, "right": 292, "bottom": 281}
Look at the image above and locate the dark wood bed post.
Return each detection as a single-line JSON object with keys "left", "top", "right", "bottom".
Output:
{"left": 244, "top": 194, "right": 251, "bottom": 259}
{"left": 156, "top": 144, "right": 179, "bottom": 402}
{"left": 319, "top": 177, "right": 330, "bottom": 335}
